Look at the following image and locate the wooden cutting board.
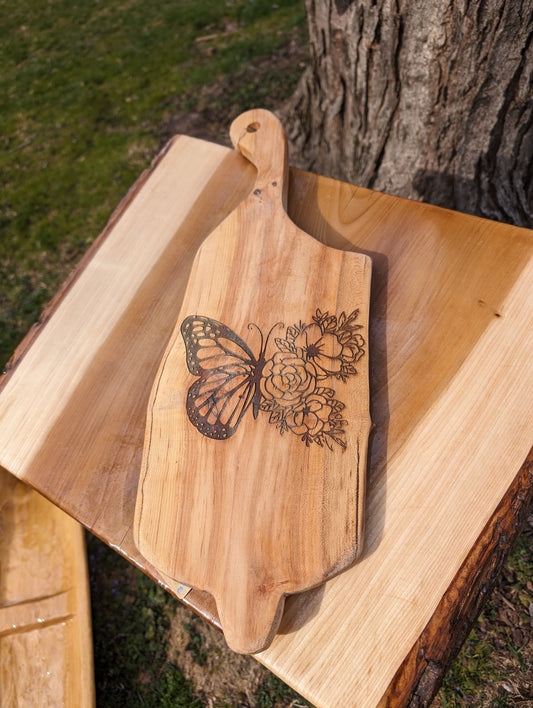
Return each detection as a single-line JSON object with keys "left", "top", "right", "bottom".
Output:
{"left": 134, "top": 109, "right": 372, "bottom": 653}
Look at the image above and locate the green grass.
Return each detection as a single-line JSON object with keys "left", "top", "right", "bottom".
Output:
{"left": 0, "top": 0, "right": 306, "bottom": 366}
{"left": 183, "top": 615, "right": 210, "bottom": 667}
{"left": 2, "top": 0, "right": 309, "bottom": 702}
{"left": 87, "top": 536, "right": 204, "bottom": 706}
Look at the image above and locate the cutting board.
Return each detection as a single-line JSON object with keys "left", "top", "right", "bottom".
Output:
{"left": 134, "top": 109, "right": 372, "bottom": 653}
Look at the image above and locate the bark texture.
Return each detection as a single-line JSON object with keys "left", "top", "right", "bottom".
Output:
{"left": 280, "top": 0, "right": 533, "bottom": 226}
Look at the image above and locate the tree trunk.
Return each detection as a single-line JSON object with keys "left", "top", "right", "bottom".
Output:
{"left": 280, "top": 0, "right": 533, "bottom": 226}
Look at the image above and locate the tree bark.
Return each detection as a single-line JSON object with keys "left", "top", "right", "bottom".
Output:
{"left": 280, "top": 0, "right": 533, "bottom": 226}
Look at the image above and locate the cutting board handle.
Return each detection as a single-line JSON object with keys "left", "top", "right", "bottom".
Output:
{"left": 230, "top": 108, "right": 289, "bottom": 209}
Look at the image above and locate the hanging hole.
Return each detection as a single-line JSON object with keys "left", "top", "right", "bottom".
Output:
{"left": 247, "top": 122, "right": 260, "bottom": 133}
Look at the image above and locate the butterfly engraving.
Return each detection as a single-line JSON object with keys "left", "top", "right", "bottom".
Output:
{"left": 181, "top": 309, "right": 365, "bottom": 449}
{"left": 181, "top": 316, "right": 268, "bottom": 440}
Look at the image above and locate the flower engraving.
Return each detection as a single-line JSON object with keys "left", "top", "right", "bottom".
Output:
{"left": 285, "top": 390, "right": 345, "bottom": 443}
{"left": 182, "top": 309, "right": 366, "bottom": 449}
{"left": 286, "top": 309, "right": 366, "bottom": 382}
{"left": 260, "top": 351, "right": 317, "bottom": 407}
{"left": 259, "top": 308, "right": 365, "bottom": 449}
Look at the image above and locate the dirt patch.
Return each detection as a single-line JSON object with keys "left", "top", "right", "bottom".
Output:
{"left": 168, "top": 604, "right": 267, "bottom": 707}
{"left": 159, "top": 35, "right": 308, "bottom": 148}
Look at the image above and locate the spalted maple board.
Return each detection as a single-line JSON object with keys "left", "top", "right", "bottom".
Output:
{"left": 134, "top": 110, "right": 372, "bottom": 654}
{"left": 0, "top": 130, "right": 531, "bottom": 706}
{"left": 0, "top": 469, "right": 94, "bottom": 707}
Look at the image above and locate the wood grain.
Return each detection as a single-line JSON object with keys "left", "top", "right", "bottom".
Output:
{"left": 0, "top": 469, "right": 94, "bottom": 707}
{"left": 0, "top": 131, "right": 531, "bottom": 705}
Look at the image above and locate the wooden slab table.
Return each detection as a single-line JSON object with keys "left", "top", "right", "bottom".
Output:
{"left": 0, "top": 134, "right": 531, "bottom": 707}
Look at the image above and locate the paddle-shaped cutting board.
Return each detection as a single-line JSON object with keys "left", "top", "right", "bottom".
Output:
{"left": 134, "top": 109, "right": 372, "bottom": 653}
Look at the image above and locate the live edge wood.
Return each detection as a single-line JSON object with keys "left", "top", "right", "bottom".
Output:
{"left": 0, "top": 469, "right": 95, "bottom": 707}
{"left": 381, "top": 454, "right": 533, "bottom": 707}
{"left": 134, "top": 110, "right": 372, "bottom": 654}
{"left": 0, "top": 129, "right": 531, "bottom": 707}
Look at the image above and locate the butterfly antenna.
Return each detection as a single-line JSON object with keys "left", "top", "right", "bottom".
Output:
{"left": 264, "top": 321, "right": 284, "bottom": 355}
{"left": 247, "top": 321, "right": 263, "bottom": 354}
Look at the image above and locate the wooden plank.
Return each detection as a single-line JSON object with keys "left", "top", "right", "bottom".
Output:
{"left": 0, "top": 469, "right": 94, "bottom": 707}
{"left": 0, "top": 135, "right": 531, "bottom": 706}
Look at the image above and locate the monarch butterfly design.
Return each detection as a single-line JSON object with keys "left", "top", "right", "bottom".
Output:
{"left": 181, "top": 309, "right": 366, "bottom": 449}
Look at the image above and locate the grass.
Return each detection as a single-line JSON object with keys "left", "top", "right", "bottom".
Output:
{"left": 86, "top": 538, "right": 199, "bottom": 707}
{"left": 436, "top": 530, "right": 533, "bottom": 707}
{"left": 0, "top": 0, "right": 306, "bottom": 366}
{"left": 2, "top": 1, "right": 532, "bottom": 706}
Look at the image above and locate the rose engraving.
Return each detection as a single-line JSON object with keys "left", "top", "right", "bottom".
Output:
{"left": 260, "top": 351, "right": 317, "bottom": 407}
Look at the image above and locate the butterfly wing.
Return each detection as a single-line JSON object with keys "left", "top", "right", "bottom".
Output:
{"left": 181, "top": 316, "right": 260, "bottom": 440}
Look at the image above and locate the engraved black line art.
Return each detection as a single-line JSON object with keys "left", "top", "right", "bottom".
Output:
{"left": 181, "top": 309, "right": 365, "bottom": 449}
